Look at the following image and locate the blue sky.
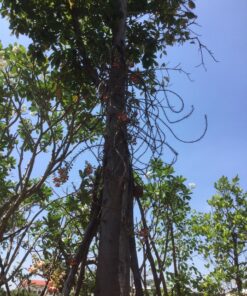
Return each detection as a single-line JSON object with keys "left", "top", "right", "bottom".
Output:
{"left": 1, "top": 0, "right": 247, "bottom": 213}
{"left": 166, "top": 0, "right": 247, "bottom": 211}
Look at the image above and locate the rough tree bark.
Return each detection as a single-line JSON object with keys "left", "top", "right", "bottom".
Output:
{"left": 95, "top": 0, "right": 133, "bottom": 295}
{"left": 232, "top": 231, "right": 243, "bottom": 296}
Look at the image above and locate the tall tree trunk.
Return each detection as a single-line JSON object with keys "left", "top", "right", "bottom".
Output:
{"left": 232, "top": 231, "right": 242, "bottom": 295}
{"left": 169, "top": 220, "right": 182, "bottom": 296}
{"left": 62, "top": 169, "right": 102, "bottom": 296}
{"left": 62, "top": 205, "right": 101, "bottom": 296}
{"left": 95, "top": 1, "right": 131, "bottom": 295}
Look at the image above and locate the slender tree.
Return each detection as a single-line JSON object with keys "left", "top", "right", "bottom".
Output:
{"left": 136, "top": 159, "right": 202, "bottom": 295}
{"left": 194, "top": 176, "right": 247, "bottom": 295}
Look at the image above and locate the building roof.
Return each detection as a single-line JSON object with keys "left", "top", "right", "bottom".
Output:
{"left": 22, "top": 279, "right": 47, "bottom": 287}
{"left": 22, "top": 279, "right": 58, "bottom": 292}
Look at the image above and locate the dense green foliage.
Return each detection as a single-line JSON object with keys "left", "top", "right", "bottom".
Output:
{"left": 0, "top": 0, "right": 197, "bottom": 69}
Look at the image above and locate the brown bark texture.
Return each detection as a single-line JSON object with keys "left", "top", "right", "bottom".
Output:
{"left": 95, "top": 0, "right": 134, "bottom": 295}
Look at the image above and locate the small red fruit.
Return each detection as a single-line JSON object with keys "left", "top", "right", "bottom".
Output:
{"left": 117, "top": 113, "right": 129, "bottom": 123}
{"left": 68, "top": 258, "right": 77, "bottom": 266}
{"left": 130, "top": 72, "right": 141, "bottom": 84}
{"left": 133, "top": 185, "right": 143, "bottom": 198}
{"left": 102, "top": 94, "right": 109, "bottom": 102}
{"left": 139, "top": 228, "right": 149, "bottom": 238}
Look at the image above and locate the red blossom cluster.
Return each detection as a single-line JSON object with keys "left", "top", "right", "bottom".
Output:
{"left": 27, "top": 259, "right": 66, "bottom": 292}
{"left": 84, "top": 162, "right": 93, "bottom": 175}
{"left": 139, "top": 228, "right": 149, "bottom": 239}
{"left": 68, "top": 258, "right": 77, "bottom": 266}
{"left": 53, "top": 167, "right": 69, "bottom": 187}
{"left": 130, "top": 71, "right": 141, "bottom": 84}
{"left": 28, "top": 260, "right": 45, "bottom": 274}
